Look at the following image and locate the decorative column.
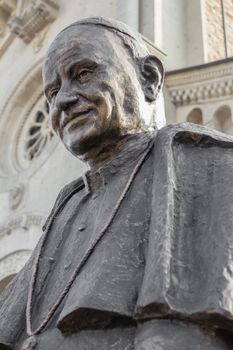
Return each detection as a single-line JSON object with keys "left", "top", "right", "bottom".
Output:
{"left": 139, "top": 0, "right": 162, "bottom": 48}
{"left": 116, "top": 0, "right": 139, "bottom": 31}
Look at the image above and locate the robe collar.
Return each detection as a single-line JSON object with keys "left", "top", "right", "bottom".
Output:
{"left": 83, "top": 131, "right": 156, "bottom": 192}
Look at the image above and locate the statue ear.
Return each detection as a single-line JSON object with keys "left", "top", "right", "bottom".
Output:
{"left": 140, "top": 55, "right": 165, "bottom": 102}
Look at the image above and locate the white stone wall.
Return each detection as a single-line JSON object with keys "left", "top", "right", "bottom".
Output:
{"left": 161, "top": 0, "right": 208, "bottom": 70}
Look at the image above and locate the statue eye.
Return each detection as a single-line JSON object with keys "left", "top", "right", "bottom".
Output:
{"left": 78, "top": 68, "right": 92, "bottom": 82}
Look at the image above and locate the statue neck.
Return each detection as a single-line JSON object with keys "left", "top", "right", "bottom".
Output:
{"left": 80, "top": 134, "right": 130, "bottom": 171}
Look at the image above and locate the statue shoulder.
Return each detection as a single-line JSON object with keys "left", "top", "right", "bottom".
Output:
{"left": 156, "top": 122, "right": 233, "bottom": 146}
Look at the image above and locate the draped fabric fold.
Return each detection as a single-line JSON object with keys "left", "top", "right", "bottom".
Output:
{"left": 136, "top": 124, "right": 233, "bottom": 332}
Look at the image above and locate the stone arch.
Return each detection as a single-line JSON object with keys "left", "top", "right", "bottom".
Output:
{"left": 213, "top": 105, "right": 233, "bottom": 134}
{"left": 0, "top": 274, "right": 16, "bottom": 293}
{"left": 0, "top": 59, "right": 58, "bottom": 181}
{"left": 187, "top": 108, "right": 203, "bottom": 125}
{"left": 0, "top": 250, "right": 32, "bottom": 293}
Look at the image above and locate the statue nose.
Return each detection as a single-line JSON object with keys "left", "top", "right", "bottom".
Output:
{"left": 56, "top": 94, "right": 78, "bottom": 111}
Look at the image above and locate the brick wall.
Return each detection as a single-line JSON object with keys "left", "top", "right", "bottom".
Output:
{"left": 224, "top": 0, "right": 233, "bottom": 57}
{"left": 205, "top": 0, "right": 233, "bottom": 61}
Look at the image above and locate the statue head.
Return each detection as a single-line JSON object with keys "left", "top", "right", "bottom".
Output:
{"left": 43, "top": 17, "right": 164, "bottom": 161}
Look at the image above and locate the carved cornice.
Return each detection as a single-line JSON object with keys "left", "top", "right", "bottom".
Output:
{"left": 0, "top": 212, "right": 44, "bottom": 238}
{"left": 0, "top": 0, "right": 58, "bottom": 57}
{"left": 0, "top": 250, "right": 31, "bottom": 281}
{"left": 8, "top": 0, "right": 59, "bottom": 43}
{"left": 165, "top": 59, "right": 233, "bottom": 106}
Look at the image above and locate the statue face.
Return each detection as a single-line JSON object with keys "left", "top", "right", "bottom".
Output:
{"left": 43, "top": 25, "right": 145, "bottom": 157}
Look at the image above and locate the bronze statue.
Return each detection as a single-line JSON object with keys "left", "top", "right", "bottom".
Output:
{"left": 1, "top": 17, "right": 233, "bottom": 350}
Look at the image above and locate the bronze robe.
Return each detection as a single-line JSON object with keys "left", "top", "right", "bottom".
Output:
{"left": 0, "top": 124, "right": 233, "bottom": 349}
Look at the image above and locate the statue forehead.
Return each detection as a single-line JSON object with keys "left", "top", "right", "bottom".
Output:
{"left": 47, "top": 25, "right": 122, "bottom": 57}
{"left": 44, "top": 25, "right": 134, "bottom": 77}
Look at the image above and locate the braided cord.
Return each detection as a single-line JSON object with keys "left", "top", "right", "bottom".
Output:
{"left": 26, "top": 139, "right": 154, "bottom": 336}
{"left": 26, "top": 187, "right": 89, "bottom": 336}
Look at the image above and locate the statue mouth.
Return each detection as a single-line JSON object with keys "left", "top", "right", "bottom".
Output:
{"left": 62, "top": 108, "right": 93, "bottom": 128}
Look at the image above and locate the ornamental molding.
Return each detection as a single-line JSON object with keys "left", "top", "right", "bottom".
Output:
{"left": 0, "top": 249, "right": 31, "bottom": 281}
{"left": 9, "top": 183, "right": 24, "bottom": 210}
{"left": 165, "top": 60, "right": 233, "bottom": 106}
{"left": 8, "top": 0, "right": 59, "bottom": 43}
{"left": 0, "top": 0, "right": 59, "bottom": 57}
{"left": 0, "top": 212, "right": 44, "bottom": 238}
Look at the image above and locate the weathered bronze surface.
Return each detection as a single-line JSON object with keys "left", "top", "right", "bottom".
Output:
{"left": 1, "top": 17, "right": 233, "bottom": 350}
{"left": 21, "top": 336, "right": 37, "bottom": 350}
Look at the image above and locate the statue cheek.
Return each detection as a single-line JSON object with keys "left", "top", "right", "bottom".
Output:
{"left": 78, "top": 89, "right": 108, "bottom": 109}
{"left": 50, "top": 106, "right": 61, "bottom": 134}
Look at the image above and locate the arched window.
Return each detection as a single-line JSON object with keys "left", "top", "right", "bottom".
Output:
{"left": 213, "top": 105, "right": 233, "bottom": 135}
{"left": 187, "top": 108, "right": 203, "bottom": 125}
{"left": 0, "top": 60, "right": 58, "bottom": 178}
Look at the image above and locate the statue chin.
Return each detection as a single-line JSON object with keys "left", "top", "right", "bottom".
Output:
{"left": 61, "top": 126, "right": 98, "bottom": 158}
